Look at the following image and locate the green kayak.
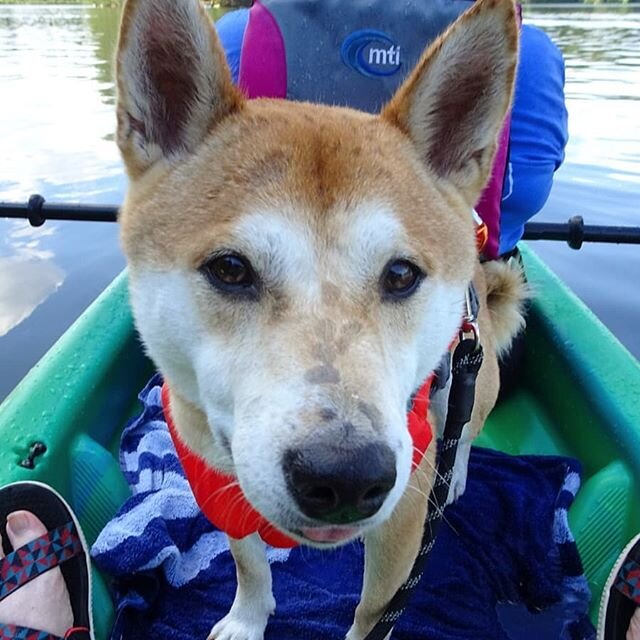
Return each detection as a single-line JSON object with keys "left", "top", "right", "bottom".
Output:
{"left": 0, "top": 245, "right": 638, "bottom": 638}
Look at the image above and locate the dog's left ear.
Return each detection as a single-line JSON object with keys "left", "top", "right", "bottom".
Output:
{"left": 116, "top": 0, "right": 244, "bottom": 178}
{"left": 382, "top": 0, "right": 519, "bottom": 205}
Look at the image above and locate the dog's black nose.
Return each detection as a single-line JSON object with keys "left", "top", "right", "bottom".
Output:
{"left": 283, "top": 442, "right": 397, "bottom": 524}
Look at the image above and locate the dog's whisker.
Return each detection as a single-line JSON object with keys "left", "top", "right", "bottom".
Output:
{"left": 403, "top": 482, "right": 457, "bottom": 534}
{"left": 197, "top": 478, "right": 241, "bottom": 505}
{"left": 406, "top": 485, "right": 441, "bottom": 516}
{"left": 238, "top": 503, "right": 257, "bottom": 534}
{"left": 200, "top": 481, "right": 242, "bottom": 512}
{"left": 412, "top": 446, "right": 451, "bottom": 491}
{"left": 405, "top": 459, "right": 460, "bottom": 533}
{"left": 426, "top": 489, "right": 459, "bottom": 534}
{"left": 196, "top": 476, "right": 234, "bottom": 500}
{"left": 406, "top": 484, "right": 430, "bottom": 502}
{"left": 202, "top": 485, "right": 245, "bottom": 524}
{"left": 299, "top": 542, "right": 316, "bottom": 568}
{"left": 443, "top": 516, "right": 460, "bottom": 536}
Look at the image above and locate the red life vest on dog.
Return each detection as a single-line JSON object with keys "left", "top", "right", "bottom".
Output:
{"left": 162, "top": 381, "right": 433, "bottom": 548}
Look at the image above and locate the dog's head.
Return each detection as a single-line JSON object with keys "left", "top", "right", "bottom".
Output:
{"left": 116, "top": 0, "right": 518, "bottom": 546}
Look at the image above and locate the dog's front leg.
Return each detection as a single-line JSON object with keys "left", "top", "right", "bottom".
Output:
{"left": 208, "top": 533, "right": 275, "bottom": 640}
{"left": 346, "top": 448, "right": 434, "bottom": 640}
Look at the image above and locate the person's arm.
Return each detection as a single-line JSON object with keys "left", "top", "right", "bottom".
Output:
{"left": 499, "top": 24, "right": 569, "bottom": 254}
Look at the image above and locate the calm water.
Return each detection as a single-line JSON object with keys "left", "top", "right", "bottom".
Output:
{"left": 0, "top": 4, "right": 638, "bottom": 401}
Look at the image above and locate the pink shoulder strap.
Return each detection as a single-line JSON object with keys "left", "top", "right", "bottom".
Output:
{"left": 474, "top": 5, "right": 522, "bottom": 259}
{"left": 475, "top": 119, "right": 511, "bottom": 260}
{"left": 238, "top": 0, "right": 286, "bottom": 99}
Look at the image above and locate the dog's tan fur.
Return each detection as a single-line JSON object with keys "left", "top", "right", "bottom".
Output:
{"left": 115, "top": 0, "right": 525, "bottom": 637}
{"left": 484, "top": 259, "right": 529, "bottom": 356}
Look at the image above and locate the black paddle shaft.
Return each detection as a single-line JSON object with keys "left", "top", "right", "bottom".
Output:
{"left": 364, "top": 338, "right": 484, "bottom": 640}
{"left": 0, "top": 195, "right": 118, "bottom": 226}
{"left": 522, "top": 215, "right": 640, "bottom": 249}
{"left": 2, "top": 197, "right": 639, "bottom": 248}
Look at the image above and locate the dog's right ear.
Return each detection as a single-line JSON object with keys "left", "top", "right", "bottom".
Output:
{"left": 382, "top": 0, "right": 518, "bottom": 206}
{"left": 116, "top": 0, "right": 243, "bottom": 178}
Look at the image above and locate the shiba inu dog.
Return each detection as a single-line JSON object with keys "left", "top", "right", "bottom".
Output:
{"left": 114, "top": 0, "right": 525, "bottom": 637}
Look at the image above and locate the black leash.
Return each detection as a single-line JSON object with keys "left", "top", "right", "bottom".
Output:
{"left": 2, "top": 195, "right": 640, "bottom": 248}
{"left": 364, "top": 289, "right": 484, "bottom": 640}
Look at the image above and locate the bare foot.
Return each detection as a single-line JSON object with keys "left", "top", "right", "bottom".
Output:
{"left": 627, "top": 608, "right": 640, "bottom": 640}
{"left": 0, "top": 511, "right": 74, "bottom": 636}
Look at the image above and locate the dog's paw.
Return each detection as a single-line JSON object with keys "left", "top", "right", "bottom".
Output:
{"left": 345, "top": 625, "right": 392, "bottom": 640}
{"left": 445, "top": 439, "right": 472, "bottom": 505}
{"left": 208, "top": 599, "right": 274, "bottom": 640}
{"left": 208, "top": 616, "right": 264, "bottom": 640}
{"left": 446, "top": 465, "right": 468, "bottom": 504}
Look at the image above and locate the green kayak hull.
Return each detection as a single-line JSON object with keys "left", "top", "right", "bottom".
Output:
{"left": 0, "top": 245, "right": 638, "bottom": 637}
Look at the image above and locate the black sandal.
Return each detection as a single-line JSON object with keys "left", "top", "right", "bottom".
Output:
{"left": 0, "top": 482, "right": 93, "bottom": 640}
{"left": 598, "top": 532, "right": 640, "bottom": 640}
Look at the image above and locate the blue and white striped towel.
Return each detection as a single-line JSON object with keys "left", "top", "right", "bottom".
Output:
{"left": 92, "top": 375, "right": 595, "bottom": 640}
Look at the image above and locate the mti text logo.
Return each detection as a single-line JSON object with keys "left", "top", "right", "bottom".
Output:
{"left": 341, "top": 30, "right": 402, "bottom": 78}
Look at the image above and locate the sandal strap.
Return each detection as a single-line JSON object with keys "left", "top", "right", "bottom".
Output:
{"left": 0, "top": 623, "right": 62, "bottom": 640}
{"left": 614, "top": 558, "right": 640, "bottom": 605}
{"left": 0, "top": 625, "right": 90, "bottom": 640}
{"left": 0, "top": 522, "right": 83, "bottom": 603}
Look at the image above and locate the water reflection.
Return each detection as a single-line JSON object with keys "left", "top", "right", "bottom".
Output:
{"left": 0, "top": 7, "right": 125, "bottom": 201}
{"left": 532, "top": 11, "right": 640, "bottom": 103}
{"left": 0, "top": 222, "right": 65, "bottom": 337}
{"left": 0, "top": 5, "right": 126, "bottom": 399}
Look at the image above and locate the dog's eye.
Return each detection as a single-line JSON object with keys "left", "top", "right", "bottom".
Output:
{"left": 201, "top": 253, "right": 258, "bottom": 296}
{"left": 381, "top": 259, "right": 424, "bottom": 299}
